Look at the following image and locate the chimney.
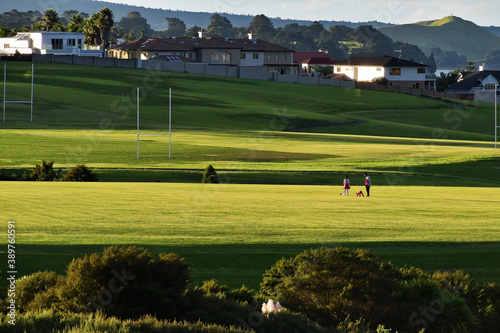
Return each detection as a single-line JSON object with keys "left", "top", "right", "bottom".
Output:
{"left": 248, "top": 30, "right": 257, "bottom": 41}
{"left": 198, "top": 29, "right": 207, "bottom": 39}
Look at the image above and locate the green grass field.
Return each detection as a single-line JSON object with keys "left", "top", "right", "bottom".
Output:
{"left": 1, "top": 61, "right": 499, "bottom": 292}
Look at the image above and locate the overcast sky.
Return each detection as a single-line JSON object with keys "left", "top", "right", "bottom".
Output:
{"left": 104, "top": 0, "right": 499, "bottom": 26}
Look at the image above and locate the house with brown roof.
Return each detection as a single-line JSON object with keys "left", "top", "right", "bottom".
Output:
{"left": 108, "top": 31, "right": 296, "bottom": 74}
{"left": 293, "top": 51, "right": 337, "bottom": 76}
{"left": 333, "top": 56, "right": 436, "bottom": 90}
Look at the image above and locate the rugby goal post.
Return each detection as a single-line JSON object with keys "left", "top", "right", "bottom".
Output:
{"left": 137, "top": 85, "right": 172, "bottom": 159}
{"left": 3, "top": 63, "right": 34, "bottom": 122}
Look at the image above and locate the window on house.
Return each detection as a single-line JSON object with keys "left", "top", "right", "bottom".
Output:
{"left": 336, "top": 67, "right": 341, "bottom": 72}
{"left": 345, "top": 68, "right": 350, "bottom": 71}
{"left": 253, "top": 53, "right": 259, "bottom": 59}
{"left": 417, "top": 67, "right": 426, "bottom": 74}
{"left": 67, "top": 39, "right": 76, "bottom": 46}
{"left": 484, "top": 83, "right": 497, "bottom": 90}
{"left": 188, "top": 52, "right": 193, "bottom": 59}
{"left": 415, "top": 83, "right": 420, "bottom": 89}
{"left": 390, "top": 68, "right": 401, "bottom": 75}
{"left": 377, "top": 68, "right": 382, "bottom": 71}
{"left": 4, "top": 44, "right": 9, "bottom": 48}
{"left": 211, "top": 51, "right": 231, "bottom": 64}
{"left": 266, "top": 53, "right": 271, "bottom": 60}
{"left": 78, "top": 39, "right": 82, "bottom": 48}
{"left": 51, "top": 39, "right": 63, "bottom": 50}
{"left": 275, "top": 53, "right": 279, "bottom": 60}
{"left": 240, "top": 53, "right": 246, "bottom": 59}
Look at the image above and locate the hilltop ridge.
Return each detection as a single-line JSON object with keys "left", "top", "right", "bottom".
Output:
{"left": 378, "top": 16, "right": 500, "bottom": 61}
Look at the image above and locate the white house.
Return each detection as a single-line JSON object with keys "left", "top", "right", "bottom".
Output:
{"left": 0, "top": 32, "right": 102, "bottom": 57}
{"left": 333, "top": 56, "right": 436, "bottom": 90}
{"left": 446, "top": 70, "right": 500, "bottom": 102}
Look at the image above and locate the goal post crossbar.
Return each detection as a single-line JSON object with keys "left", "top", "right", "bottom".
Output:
{"left": 137, "top": 85, "right": 172, "bottom": 159}
{"left": 3, "top": 63, "right": 34, "bottom": 122}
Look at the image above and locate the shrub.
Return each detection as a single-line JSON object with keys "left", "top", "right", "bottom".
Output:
{"left": 15, "top": 271, "right": 60, "bottom": 312}
{"left": 260, "top": 247, "right": 401, "bottom": 328}
{"left": 392, "top": 277, "right": 475, "bottom": 333}
{"left": 56, "top": 246, "right": 191, "bottom": 319}
{"left": 31, "top": 160, "right": 57, "bottom": 181}
{"left": 373, "top": 77, "right": 388, "bottom": 86}
{"left": 202, "top": 165, "right": 219, "bottom": 183}
{"left": 62, "top": 164, "right": 98, "bottom": 182}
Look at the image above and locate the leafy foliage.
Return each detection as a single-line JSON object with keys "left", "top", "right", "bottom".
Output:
{"left": 62, "top": 164, "right": 98, "bottom": 182}
{"left": 31, "top": 160, "right": 57, "bottom": 181}
{"left": 56, "top": 246, "right": 191, "bottom": 319}
{"left": 202, "top": 165, "right": 219, "bottom": 183}
{"left": 260, "top": 247, "right": 401, "bottom": 327}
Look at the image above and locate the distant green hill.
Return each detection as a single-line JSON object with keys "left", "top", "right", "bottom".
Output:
{"left": 378, "top": 16, "right": 500, "bottom": 61}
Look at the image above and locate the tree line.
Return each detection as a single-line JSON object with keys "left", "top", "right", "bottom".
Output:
{"left": 1, "top": 9, "right": 438, "bottom": 69}
{"left": 5, "top": 9, "right": 499, "bottom": 70}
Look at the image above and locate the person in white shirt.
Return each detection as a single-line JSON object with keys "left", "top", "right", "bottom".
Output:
{"left": 343, "top": 175, "right": 350, "bottom": 196}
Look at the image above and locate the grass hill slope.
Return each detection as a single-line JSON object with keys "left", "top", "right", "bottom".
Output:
{"left": 378, "top": 16, "right": 500, "bottom": 61}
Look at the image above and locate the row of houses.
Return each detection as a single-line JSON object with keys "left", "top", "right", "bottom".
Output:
{"left": 1, "top": 30, "right": 498, "bottom": 101}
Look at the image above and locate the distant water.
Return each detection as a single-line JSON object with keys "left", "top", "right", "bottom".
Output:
{"left": 435, "top": 69, "right": 459, "bottom": 76}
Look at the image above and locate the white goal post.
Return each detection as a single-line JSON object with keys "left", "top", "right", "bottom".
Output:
{"left": 3, "top": 62, "right": 34, "bottom": 122}
{"left": 137, "top": 85, "right": 172, "bottom": 159}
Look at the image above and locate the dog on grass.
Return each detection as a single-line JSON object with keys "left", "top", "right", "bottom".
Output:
{"left": 356, "top": 190, "right": 364, "bottom": 197}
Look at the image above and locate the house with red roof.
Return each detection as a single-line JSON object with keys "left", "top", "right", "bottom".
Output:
{"left": 108, "top": 31, "right": 297, "bottom": 74}
{"left": 293, "top": 51, "right": 337, "bottom": 76}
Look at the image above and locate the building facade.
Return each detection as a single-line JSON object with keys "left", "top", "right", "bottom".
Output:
{"left": 108, "top": 31, "right": 296, "bottom": 74}
{"left": 0, "top": 32, "right": 101, "bottom": 57}
{"left": 333, "top": 56, "right": 436, "bottom": 90}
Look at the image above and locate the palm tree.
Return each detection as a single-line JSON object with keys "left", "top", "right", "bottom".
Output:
{"left": 83, "top": 16, "right": 100, "bottom": 46}
{"left": 95, "top": 8, "right": 114, "bottom": 58}
{"left": 42, "top": 8, "right": 60, "bottom": 31}
{"left": 68, "top": 13, "right": 84, "bottom": 32}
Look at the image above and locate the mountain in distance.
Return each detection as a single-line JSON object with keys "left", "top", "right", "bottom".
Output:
{"left": 1, "top": 0, "right": 392, "bottom": 31}
{"left": 378, "top": 16, "right": 500, "bottom": 61}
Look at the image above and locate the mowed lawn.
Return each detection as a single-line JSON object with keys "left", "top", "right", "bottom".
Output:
{"left": 2, "top": 182, "right": 499, "bottom": 289}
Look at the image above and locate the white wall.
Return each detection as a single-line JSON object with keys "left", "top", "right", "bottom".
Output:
{"left": 334, "top": 65, "right": 428, "bottom": 82}
{"left": 240, "top": 52, "right": 264, "bottom": 66}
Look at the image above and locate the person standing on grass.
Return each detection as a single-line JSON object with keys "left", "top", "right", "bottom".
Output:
{"left": 364, "top": 173, "right": 371, "bottom": 197}
{"left": 343, "top": 175, "right": 350, "bottom": 196}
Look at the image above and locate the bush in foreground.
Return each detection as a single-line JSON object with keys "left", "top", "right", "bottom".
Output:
{"left": 62, "top": 164, "right": 98, "bottom": 182}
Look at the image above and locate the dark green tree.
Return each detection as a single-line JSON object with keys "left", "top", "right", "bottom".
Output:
{"left": 303, "top": 21, "right": 325, "bottom": 40}
{"left": 117, "top": 11, "right": 153, "bottom": 39}
{"left": 165, "top": 17, "right": 186, "bottom": 37}
{"left": 41, "top": 8, "right": 60, "bottom": 31}
{"left": 260, "top": 247, "right": 401, "bottom": 328}
{"left": 67, "top": 13, "right": 85, "bottom": 32}
{"left": 202, "top": 165, "right": 219, "bottom": 183}
{"left": 250, "top": 14, "right": 276, "bottom": 41}
{"left": 62, "top": 165, "right": 98, "bottom": 182}
{"left": 83, "top": 15, "right": 100, "bottom": 45}
{"left": 185, "top": 25, "right": 201, "bottom": 37}
{"left": 96, "top": 7, "right": 114, "bottom": 57}
{"left": 31, "top": 160, "right": 57, "bottom": 181}
{"left": 207, "top": 14, "right": 233, "bottom": 37}
{"left": 56, "top": 246, "right": 191, "bottom": 319}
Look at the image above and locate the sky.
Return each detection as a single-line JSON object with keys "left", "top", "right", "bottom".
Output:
{"left": 103, "top": 0, "right": 499, "bottom": 26}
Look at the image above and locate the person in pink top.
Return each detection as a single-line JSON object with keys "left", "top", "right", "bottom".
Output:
{"left": 343, "top": 175, "right": 350, "bottom": 196}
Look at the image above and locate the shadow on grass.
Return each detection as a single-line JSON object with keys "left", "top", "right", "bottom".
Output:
{"left": 4, "top": 242, "right": 499, "bottom": 294}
